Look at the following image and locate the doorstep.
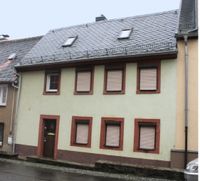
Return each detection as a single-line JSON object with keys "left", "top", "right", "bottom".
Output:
{"left": 25, "top": 156, "right": 184, "bottom": 180}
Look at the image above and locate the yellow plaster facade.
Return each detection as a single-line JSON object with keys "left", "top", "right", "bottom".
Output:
{"left": 175, "top": 39, "right": 198, "bottom": 151}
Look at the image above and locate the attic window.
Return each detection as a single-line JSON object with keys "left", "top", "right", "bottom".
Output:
{"left": 8, "top": 53, "right": 17, "bottom": 60}
{"left": 118, "top": 29, "right": 132, "bottom": 39}
{"left": 62, "top": 36, "right": 77, "bottom": 47}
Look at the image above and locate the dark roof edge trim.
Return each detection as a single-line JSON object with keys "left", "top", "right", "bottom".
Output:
{"left": 15, "top": 51, "right": 177, "bottom": 72}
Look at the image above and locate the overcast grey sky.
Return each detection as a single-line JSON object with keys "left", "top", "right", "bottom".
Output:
{"left": 1, "top": 0, "right": 180, "bottom": 39}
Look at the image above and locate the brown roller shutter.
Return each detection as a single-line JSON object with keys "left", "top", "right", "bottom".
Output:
{"left": 76, "top": 123, "right": 89, "bottom": 144}
{"left": 76, "top": 72, "right": 91, "bottom": 92}
{"left": 140, "top": 68, "right": 157, "bottom": 90}
{"left": 107, "top": 70, "right": 122, "bottom": 91}
{"left": 105, "top": 125, "right": 120, "bottom": 147}
{"left": 139, "top": 126, "right": 155, "bottom": 149}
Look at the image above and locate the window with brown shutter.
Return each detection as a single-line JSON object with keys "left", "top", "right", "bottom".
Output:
{"left": 104, "top": 65, "right": 125, "bottom": 94}
{"left": 105, "top": 125, "right": 120, "bottom": 147}
{"left": 74, "top": 68, "right": 94, "bottom": 95}
{"left": 139, "top": 126, "right": 156, "bottom": 150}
{"left": 76, "top": 123, "right": 89, "bottom": 144}
{"left": 100, "top": 117, "right": 124, "bottom": 150}
{"left": 134, "top": 119, "right": 160, "bottom": 154}
{"left": 137, "top": 61, "right": 160, "bottom": 94}
{"left": 71, "top": 116, "right": 92, "bottom": 147}
{"left": 44, "top": 70, "right": 60, "bottom": 95}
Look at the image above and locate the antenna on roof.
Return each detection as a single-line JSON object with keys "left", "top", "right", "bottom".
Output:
{"left": 0, "top": 34, "right": 9, "bottom": 41}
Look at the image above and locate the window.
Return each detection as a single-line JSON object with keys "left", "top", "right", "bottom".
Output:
{"left": 0, "top": 85, "right": 8, "bottom": 106}
{"left": 100, "top": 117, "right": 124, "bottom": 150}
{"left": 134, "top": 119, "right": 160, "bottom": 154}
{"left": 8, "top": 53, "right": 17, "bottom": 60}
{"left": 104, "top": 65, "right": 125, "bottom": 94}
{"left": 74, "top": 67, "right": 94, "bottom": 94}
{"left": 71, "top": 116, "right": 92, "bottom": 147}
{"left": 137, "top": 61, "right": 160, "bottom": 94}
{"left": 118, "top": 29, "right": 132, "bottom": 39}
{"left": 62, "top": 36, "right": 77, "bottom": 47}
{"left": 0, "top": 123, "right": 4, "bottom": 147}
{"left": 44, "top": 71, "right": 60, "bottom": 95}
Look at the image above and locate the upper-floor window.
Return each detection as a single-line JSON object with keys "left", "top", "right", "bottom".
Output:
{"left": 118, "top": 29, "right": 132, "bottom": 39}
{"left": 74, "top": 67, "right": 94, "bottom": 95}
{"left": 104, "top": 65, "right": 125, "bottom": 94}
{"left": 44, "top": 71, "right": 60, "bottom": 95}
{"left": 0, "top": 85, "right": 8, "bottom": 106}
{"left": 62, "top": 36, "right": 77, "bottom": 47}
{"left": 137, "top": 61, "right": 160, "bottom": 94}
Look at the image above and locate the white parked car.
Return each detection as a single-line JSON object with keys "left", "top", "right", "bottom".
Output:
{"left": 184, "top": 158, "right": 198, "bottom": 181}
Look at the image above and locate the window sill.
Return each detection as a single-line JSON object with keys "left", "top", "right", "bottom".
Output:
{"left": 71, "top": 142, "right": 91, "bottom": 148}
{"left": 136, "top": 90, "right": 160, "bottom": 94}
{"left": 134, "top": 148, "right": 159, "bottom": 154}
{"left": 43, "top": 91, "right": 60, "bottom": 95}
{"left": 103, "top": 90, "right": 125, "bottom": 95}
{"left": 100, "top": 145, "right": 123, "bottom": 151}
{"left": 74, "top": 91, "right": 93, "bottom": 95}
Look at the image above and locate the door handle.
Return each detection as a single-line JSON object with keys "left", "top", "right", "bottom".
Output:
{"left": 43, "top": 139, "right": 47, "bottom": 142}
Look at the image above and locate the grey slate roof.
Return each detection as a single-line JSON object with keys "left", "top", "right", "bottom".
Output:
{"left": 19, "top": 10, "right": 178, "bottom": 67}
{"left": 0, "top": 36, "right": 42, "bottom": 82}
{"left": 178, "top": 0, "right": 198, "bottom": 34}
{"left": 18, "top": 10, "right": 178, "bottom": 67}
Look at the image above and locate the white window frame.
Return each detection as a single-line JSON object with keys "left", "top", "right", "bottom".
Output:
{"left": 118, "top": 29, "right": 132, "bottom": 39}
{"left": 0, "top": 84, "right": 8, "bottom": 106}
{"left": 46, "top": 73, "right": 59, "bottom": 92}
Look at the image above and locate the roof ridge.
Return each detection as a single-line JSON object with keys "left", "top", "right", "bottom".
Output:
{"left": 51, "top": 9, "right": 178, "bottom": 33}
{"left": 0, "top": 35, "right": 43, "bottom": 44}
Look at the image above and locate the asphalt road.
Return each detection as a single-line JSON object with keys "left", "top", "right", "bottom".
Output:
{"left": 0, "top": 160, "right": 125, "bottom": 181}
{"left": 0, "top": 159, "right": 174, "bottom": 181}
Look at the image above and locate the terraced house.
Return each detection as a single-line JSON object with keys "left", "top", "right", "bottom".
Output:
{"left": 13, "top": 0, "right": 198, "bottom": 169}
{"left": 0, "top": 36, "right": 41, "bottom": 153}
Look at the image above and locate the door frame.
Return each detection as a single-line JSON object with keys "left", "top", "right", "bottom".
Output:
{"left": 37, "top": 115, "right": 60, "bottom": 159}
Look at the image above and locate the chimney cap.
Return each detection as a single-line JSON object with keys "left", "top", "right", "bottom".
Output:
{"left": 95, "top": 14, "right": 107, "bottom": 22}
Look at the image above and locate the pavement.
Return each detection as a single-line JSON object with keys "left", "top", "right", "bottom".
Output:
{"left": 0, "top": 158, "right": 177, "bottom": 181}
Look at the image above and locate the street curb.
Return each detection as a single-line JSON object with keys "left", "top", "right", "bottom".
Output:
{"left": 0, "top": 153, "right": 184, "bottom": 180}
{"left": 25, "top": 156, "right": 184, "bottom": 180}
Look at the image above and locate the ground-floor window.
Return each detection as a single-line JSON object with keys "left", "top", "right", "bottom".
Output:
{"left": 0, "top": 123, "right": 4, "bottom": 147}
{"left": 100, "top": 117, "right": 124, "bottom": 150}
{"left": 134, "top": 119, "right": 160, "bottom": 154}
{"left": 70, "top": 116, "right": 92, "bottom": 148}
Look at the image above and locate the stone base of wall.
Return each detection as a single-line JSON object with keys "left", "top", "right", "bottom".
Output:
{"left": 15, "top": 144, "right": 170, "bottom": 168}
{"left": 15, "top": 144, "right": 37, "bottom": 157}
{"left": 171, "top": 149, "right": 198, "bottom": 169}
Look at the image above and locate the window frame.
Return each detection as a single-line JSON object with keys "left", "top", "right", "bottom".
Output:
{"left": 74, "top": 67, "right": 94, "bottom": 95}
{"left": 104, "top": 64, "right": 126, "bottom": 95}
{"left": 43, "top": 70, "right": 61, "bottom": 95}
{"left": 134, "top": 119, "right": 160, "bottom": 154}
{"left": 70, "top": 116, "right": 93, "bottom": 148}
{"left": 0, "top": 84, "right": 8, "bottom": 106}
{"left": 100, "top": 117, "right": 124, "bottom": 150}
{"left": 137, "top": 61, "right": 161, "bottom": 94}
{"left": 62, "top": 36, "right": 77, "bottom": 47}
{"left": 0, "top": 123, "right": 4, "bottom": 147}
{"left": 118, "top": 29, "right": 132, "bottom": 39}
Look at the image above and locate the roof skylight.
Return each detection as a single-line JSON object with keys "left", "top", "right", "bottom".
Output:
{"left": 118, "top": 29, "right": 132, "bottom": 39}
{"left": 8, "top": 53, "right": 17, "bottom": 60}
{"left": 62, "top": 36, "right": 77, "bottom": 47}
